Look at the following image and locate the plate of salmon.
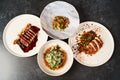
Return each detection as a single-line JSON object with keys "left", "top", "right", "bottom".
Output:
{"left": 69, "top": 21, "right": 114, "bottom": 67}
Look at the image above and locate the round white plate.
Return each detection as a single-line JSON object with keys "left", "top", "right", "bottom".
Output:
{"left": 40, "top": 1, "right": 80, "bottom": 39}
{"left": 69, "top": 21, "right": 114, "bottom": 67}
{"left": 37, "top": 40, "right": 73, "bottom": 76}
{"left": 3, "top": 14, "right": 48, "bottom": 57}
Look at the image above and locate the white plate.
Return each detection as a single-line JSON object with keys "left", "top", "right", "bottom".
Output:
{"left": 3, "top": 14, "right": 48, "bottom": 57}
{"left": 40, "top": 1, "right": 80, "bottom": 39}
{"left": 37, "top": 40, "right": 73, "bottom": 76}
{"left": 69, "top": 21, "right": 114, "bottom": 67}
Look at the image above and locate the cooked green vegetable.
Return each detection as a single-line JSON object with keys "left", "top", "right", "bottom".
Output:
{"left": 44, "top": 45, "right": 66, "bottom": 70}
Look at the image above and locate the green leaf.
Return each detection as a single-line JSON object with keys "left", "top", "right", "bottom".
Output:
{"left": 81, "top": 35, "right": 87, "bottom": 40}
{"left": 60, "top": 25, "right": 63, "bottom": 29}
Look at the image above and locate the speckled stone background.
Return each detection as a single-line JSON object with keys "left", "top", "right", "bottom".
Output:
{"left": 0, "top": 0, "right": 120, "bottom": 80}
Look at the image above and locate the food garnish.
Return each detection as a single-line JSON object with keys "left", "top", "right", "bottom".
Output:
{"left": 76, "top": 30, "right": 103, "bottom": 55}
{"left": 52, "top": 16, "right": 70, "bottom": 30}
{"left": 44, "top": 45, "right": 67, "bottom": 70}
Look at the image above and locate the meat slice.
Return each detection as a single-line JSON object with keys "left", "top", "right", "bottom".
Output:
{"left": 84, "top": 44, "right": 95, "bottom": 54}
{"left": 27, "top": 30, "right": 34, "bottom": 37}
{"left": 25, "top": 31, "right": 33, "bottom": 38}
{"left": 84, "top": 36, "right": 103, "bottom": 55}
{"left": 28, "top": 29, "right": 35, "bottom": 35}
{"left": 93, "top": 39, "right": 100, "bottom": 49}
{"left": 90, "top": 40, "right": 98, "bottom": 52}
{"left": 13, "top": 23, "right": 40, "bottom": 48}
{"left": 20, "top": 37, "right": 29, "bottom": 47}
{"left": 23, "top": 34, "right": 31, "bottom": 40}
{"left": 95, "top": 37, "right": 103, "bottom": 48}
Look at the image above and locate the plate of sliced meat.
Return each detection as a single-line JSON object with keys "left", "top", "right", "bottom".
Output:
{"left": 69, "top": 21, "right": 114, "bottom": 67}
{"left": 3, "top": 14, "right": 48, "bottom": 57}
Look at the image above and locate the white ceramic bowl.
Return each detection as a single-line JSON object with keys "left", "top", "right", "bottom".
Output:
{"left": 40, "top": 1, "right": 80, "bottom": 39}
{"left": 37, "top": 40, "right": 73, "bottom": 76}
{"left": 3, "top": 14, "right": 48, "bottom": 57}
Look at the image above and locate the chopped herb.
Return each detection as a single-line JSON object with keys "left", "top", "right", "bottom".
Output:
{"left": 44, "top": 45, "right": 67, "bottom": 70}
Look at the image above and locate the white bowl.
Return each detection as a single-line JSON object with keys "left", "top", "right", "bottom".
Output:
{"left": 3, "top": 14, "right": 48, "bottom": 57}
{"left": 37, "top": 40, "right": 73, "bottom": 76}
{"left": 40, "top": 1, "right": 80, "bottom": 39}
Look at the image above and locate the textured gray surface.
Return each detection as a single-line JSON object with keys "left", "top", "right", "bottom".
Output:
{"left": 0, "top": 0, "right": 120, "bottom": 80}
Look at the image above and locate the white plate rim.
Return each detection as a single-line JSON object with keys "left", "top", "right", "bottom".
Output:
{"left": 37, "top": 39, "right": 74, "bottom": 76}
{"left": 68, "top": 21, "right": 115, "bottom": 67}
{"left": 3, "top": 14, "right": 48, "bottom": 57}
{"left": 40, "top": 1, "right": 80, "bottom": 39}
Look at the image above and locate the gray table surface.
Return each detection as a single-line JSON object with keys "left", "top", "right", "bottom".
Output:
{"left": 0, "top": 0, "right": 120, "bottom": 80}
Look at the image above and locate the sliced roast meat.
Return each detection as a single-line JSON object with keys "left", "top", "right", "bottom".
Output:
{"left": 90, "top": 40, "right": 98, "bottom": 52}
{"left": 95, "top": 37, "right": 103, "bottom": 48}
{"left": 14, "top": 23, "right": 40, "bottom": 48}
{"left": 84, "top": 36, "right": 103, "bottom": 54}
